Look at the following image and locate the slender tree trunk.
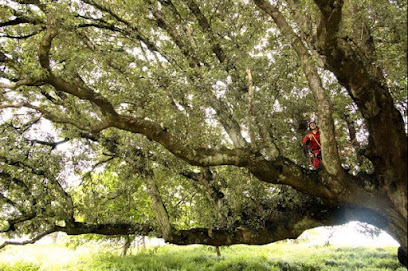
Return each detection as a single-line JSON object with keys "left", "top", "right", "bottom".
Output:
{"left": 121, "top": 235, "right": 132, "bottom": 257}
{"left": 215, "top": 246, "right": 221, "bottom": 257}
{"left": 144, "top": 176, "right": 172, "bottom": 240}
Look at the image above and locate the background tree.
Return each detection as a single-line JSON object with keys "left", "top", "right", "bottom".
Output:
{"left": 0, "top": 0, "right": 406, "bottom": 266}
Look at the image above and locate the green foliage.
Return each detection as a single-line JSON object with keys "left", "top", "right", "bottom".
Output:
{"left": 0, "top": 261, "right": 40, "bottom": 271}
{"left": 0, "top": 0, "right": 406, "bottom": 255}
{"left": 72, "top": 169, "right": 151, "bottom": 224}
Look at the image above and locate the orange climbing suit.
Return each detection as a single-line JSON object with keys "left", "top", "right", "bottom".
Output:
{"left": 302, "top": 129, "right": 321, "bottom": 169}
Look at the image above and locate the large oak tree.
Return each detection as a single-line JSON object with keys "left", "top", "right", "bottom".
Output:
{"left": 0, "top": 0, "right": 406, "bottom": 266}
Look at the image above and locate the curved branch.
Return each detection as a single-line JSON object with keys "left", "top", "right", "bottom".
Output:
{"left": 46, "top": 76, "right": 118, "bottom": 118}
{"left": 167, "top": 205, "right": 395, "bottom": 247}
{"left": 29, "top": 138, "right": 69, "bottom": 149}
{"left": 1, "top": 30, "right": 44, "bottom": 40}
{"left": 0, "top": 102, "right": 376, "bottom": 208}
{"left": 113, "top": 115, "right": 251, "bottom": 167}
{"left": 38, "top": 11, "right": 57, "bottom": 71}
{"left": 34, "top": 5, "right": 119, "bottom": 119}
{"left": 0, "top": 229, "right": 55, "bottom": 249}
{"left": 0, "top": 16, "right": 42, "bottom": 27}
{"left": 0, "top": 102, "right": 110, "bottom": 133}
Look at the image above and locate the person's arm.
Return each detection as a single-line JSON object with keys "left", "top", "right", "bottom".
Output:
{"left": 302, "top": 134, "right": 310, "bottom": 145}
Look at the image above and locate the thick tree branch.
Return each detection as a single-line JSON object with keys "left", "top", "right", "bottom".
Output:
{"left": 168, "top": 205, "right": 395, "bottom": 247}
{"left": 313, "top": 0, "right": 343, "bottom": 50}
{"left": 115, "top": 115, "right": 251, "bottom": 166}
{"left": 38, "top": 10, "right": 57, "bottom": 71}
{"left": 253, "top": 0, "right": 343, "bottom": 177}
{"left": 4, "top": 103, "right": 368, "bottom": 208}
{"left": 47, "top": 75, "right": 119, "bottom": 118}
{"left": 311, "top": 1, "right": 407, "bottom": 238}
{"left": 2, "top": 203, "right": 391, "bottom": 249}
{"left": 0, "top": 102, "right": 380, "bottom": 210}
{"left": 62, "top": 221, "right": 153, "bottom": 236}
{"left": 0, "top": 101, "right": 248, "bottom": 168}
{"left": 0, "top": 102, "right": 109, "bottom": 133}
{"left": 34, "top": 4, "right": 120, "bottom": 120}
{"left": 312, "top": 0, "right": 407, "bottom": 183}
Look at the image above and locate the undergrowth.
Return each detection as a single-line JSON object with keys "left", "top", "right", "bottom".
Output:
{"left": 0, "top": 242, "right": 405, "bottom": 270}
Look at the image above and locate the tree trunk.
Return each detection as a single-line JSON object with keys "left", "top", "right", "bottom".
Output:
{"left": 121, "top": 235, "right": 132, "bottom": 257}
{"left": 215, "top": 246, "right": 221, "bottom": 257}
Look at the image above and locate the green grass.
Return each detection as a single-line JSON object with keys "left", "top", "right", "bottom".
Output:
{"left": 0, "top": 241, "right": 405, "bottom": 270}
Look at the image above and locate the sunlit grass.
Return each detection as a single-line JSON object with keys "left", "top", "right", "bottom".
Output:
{"left": 0, "top": 241, "right": 405, "bottom": 270}
{"left": 0, "top": 243, "right": 97, "bottom": 271}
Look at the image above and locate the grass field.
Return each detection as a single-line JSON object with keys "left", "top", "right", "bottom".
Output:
{"left": 0, "top": 240, "right": 405, "bottom": 271}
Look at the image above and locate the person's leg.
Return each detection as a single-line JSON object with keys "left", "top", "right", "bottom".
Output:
{"left": 312, "top": 150, "right": 321, "bottom": 169}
